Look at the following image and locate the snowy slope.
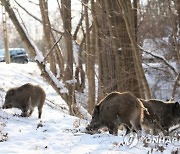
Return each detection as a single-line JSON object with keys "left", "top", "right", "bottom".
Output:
{"left": 0, "top": 62, "right": 179, "bottom": 153}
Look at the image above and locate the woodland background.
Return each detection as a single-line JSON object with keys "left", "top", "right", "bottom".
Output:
{"left": 0, "top": 0, "right": 179, "bottom": 118}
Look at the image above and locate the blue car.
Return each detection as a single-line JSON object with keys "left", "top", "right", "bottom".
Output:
{"left": 0, "top": 48, "right": 28, "bottom": 64}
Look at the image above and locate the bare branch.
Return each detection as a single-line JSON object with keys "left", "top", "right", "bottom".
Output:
{"left": 44, "top": 36, "right": 62, "bottom": 62}
{"left": 139, "top": 45, "right": 178, "bottom": 76}
{"left": 73, "top": 9, "right": 84, "bottom": 40}
{"left": 14, "top": 0, "right": 64, "bottom": 35}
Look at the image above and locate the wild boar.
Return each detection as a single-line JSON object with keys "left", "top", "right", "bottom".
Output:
{"left": 86, "top": 91, "right": 146, "bottom": 135}
{"left": 2, "top": 83, "right": 46, "bottom": 119}
{"left": 141, "top": 99, "right": 180, "bottom": 135}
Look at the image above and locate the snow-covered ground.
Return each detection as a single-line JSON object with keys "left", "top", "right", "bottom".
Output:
{"left": 0, "top": 62, "right": 179, "bottom": 153}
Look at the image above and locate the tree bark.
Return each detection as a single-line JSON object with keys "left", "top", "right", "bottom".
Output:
{"left": 91, "top": 0, "right": 104, "bottom": 101}
{"left": 117, "top": 0, "right": 151, "bottom": 99}
{"left": 2, "top": 6, "right": 10, "bottom": 64}
{"left": 61, "top": 0, "right": 76, "bottom": 115}
{"left": 39, "top": 0, "right": 56, "bottom": 74}
{"left": 167, "top": 0, "right": 180, "bottom": 64}
{"left": 83, "top": 0, "right": 95, "bottom": 114}
{"left": 92, "top": 0, "right": 143, "bottom": 99}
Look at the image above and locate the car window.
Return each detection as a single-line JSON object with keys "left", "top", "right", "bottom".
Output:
{"left": 10, "top": 50, "right": 17, "bottom": 56}
{"left": 16, "top": 50, "right": 24, "bottom": 55}
{"left": 0, "top": 49, "right": 26, "bottom": 56}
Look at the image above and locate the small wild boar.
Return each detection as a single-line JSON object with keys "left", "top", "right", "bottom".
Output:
{"left": 86, "top": 91, "right": 146, "bottom": 135}
{"left": 141, "top": 99, "right": 180, "bottom": 135}
{"left": 2, "top": 83, "right": 46, "bottom": 119}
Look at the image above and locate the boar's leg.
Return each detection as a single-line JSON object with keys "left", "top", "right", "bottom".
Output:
{"left": 124, "top": 125, "right": 131, "bottom": 135}
{"left": 130, "top": 118, "right": 142, "bottom": 132}
{"left": 123, "top": 122, "right": 135, "bottom": 135}
{"left": 28, "top": 108, "right": 34, "bottom": 117}
{"left": 21, "top": 97, "right": 31, "bottom": 117}
{"left": 108, "top": 124, "right": 118, "bottom": 135}
{"left": 21, "top": 103, "right": 30, "bottom": 117}
{"left": 37, "top": 97, "right": 45, "bottom": 119}
{"left": 38, "top": 105, "right": 43, "bottom": 119}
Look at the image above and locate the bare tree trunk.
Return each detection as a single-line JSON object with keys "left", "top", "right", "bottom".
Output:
{"left": 167, "top": 0, "right": 180, "bottom": 64}
{"left": 92, "top": 0, "right": 143, "bottom": 99}
{"left": 2, "top": 6, "right": 10, "bottom": 64}
{"left": 89, "top": 25, "right": 96, "bottom": 113}
{"left": 117, "top": 0, "right": 151, "bottom": 99}
{"left": 39, "top": 0, "right": 56, "bottom": 74}
{"left": 72, "top": 4, "right": 85, "bottom": 93}
{"left": 104, "top": 0, "right": 121, "bottom": 92}
{"left": 98, "top": 0, "right": 118, "bottom": 94}
{"left": 83, "top": 0, "right": 95, "bottom": 114}
{"left": 75, "top": 37, "right": 85, "bottom": 93}
{"left": 178, "top": 0, "right": 180, "bottom": 36}
{"left": 133, "top": 0, "right": 138, "bottom": 42}
{"left": 61, "top": 0, "right": 76, "bottom": 115}
{"left": 91, "top": 0, "right": 104, "bottom": 101}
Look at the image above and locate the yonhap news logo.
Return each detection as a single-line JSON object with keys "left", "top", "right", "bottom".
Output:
{"left": 123, "top": 132, "right": 180, "bottom": 148}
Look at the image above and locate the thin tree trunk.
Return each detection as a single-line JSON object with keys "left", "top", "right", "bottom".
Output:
{"left": 39, "top": 0, "right": 56, "bottom": 74}
{"left": 2, "top": 6, "right": 10, "bottom": 64}
{"left": 91, "top": 0, "right": 104, "bottom": 101}
{"left": 167, "top": 0, "right": 180, "bottom": 64}
{"left": 133, "top": 0, "right": 138, "bottom": 42}
{"left": 84, "top": 0, "right": 95, "bottom": 114}
{"left": 61, "top": 0, "right": 76, "bottom": 115}
{"left": 75, "top": 36, "right": 85, "bottom": 93}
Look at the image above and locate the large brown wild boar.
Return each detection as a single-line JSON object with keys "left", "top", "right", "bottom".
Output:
{"left": 86, "top": 91, "right": 146, "bottom": 135}
{"left": 141, "top": 99, "right": 180, "bottom": 135}
{"left": 2, "top": 83, "right": 46, "bottom": 119}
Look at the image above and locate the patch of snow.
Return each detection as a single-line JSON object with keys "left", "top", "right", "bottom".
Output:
{"left": 0, "top": 62, "right": 179, "bottom": 153}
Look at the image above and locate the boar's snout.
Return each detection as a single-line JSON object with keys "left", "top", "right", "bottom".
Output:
{"left": 86, "top": 124, "right": 91, "bottom": 131}
{"left": 2, "top": 104, "right": 7, "bottom": 109}
{"left": 86, "top": 124, "right": 100, "bottom": 135}
{"left": 86, "top": 124, "right": 93, "bottom": 131}
{"left": 2, "top": 102, "right": 12, "bottom": 109}
{"left": 86, "top": 121, "right": 101, "bottom": 131}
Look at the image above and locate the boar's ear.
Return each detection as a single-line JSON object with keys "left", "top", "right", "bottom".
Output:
{"left": 8, "top": 89, "right": 16, "bottom": 95}
{"left": 172, "top": 102, "right": 179, "bottom": 115}
{"left": 175, "top": 102, "right": 179, "bottom": 109}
